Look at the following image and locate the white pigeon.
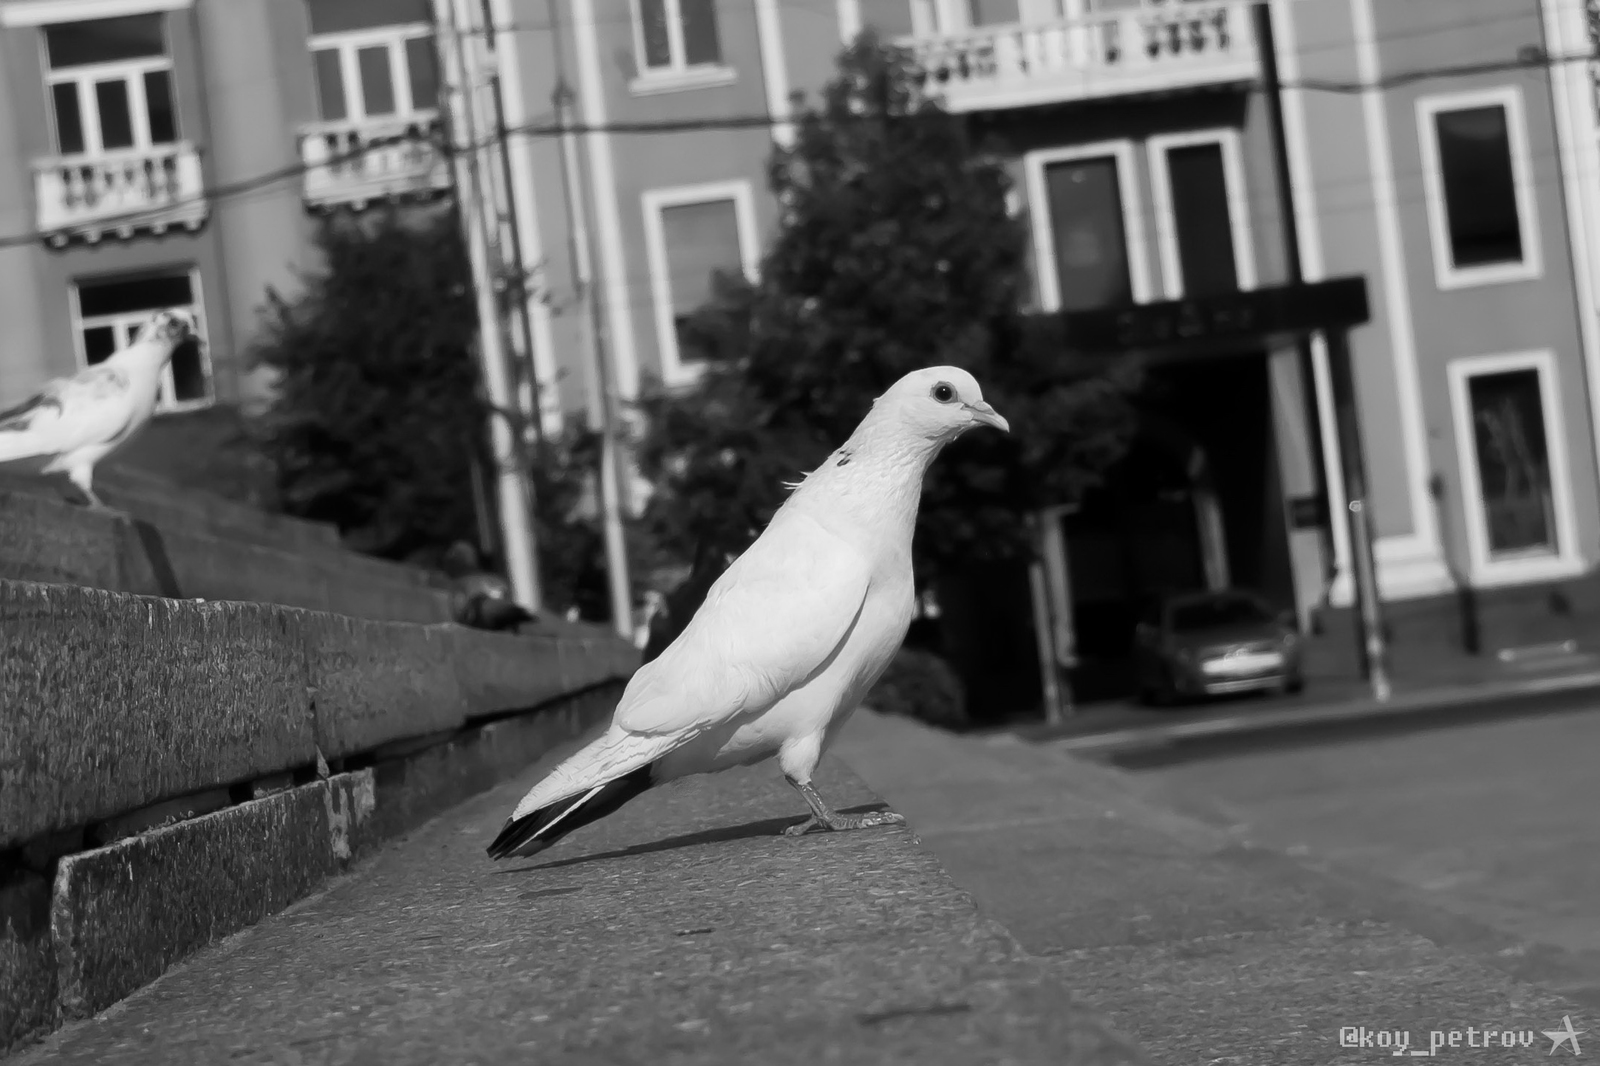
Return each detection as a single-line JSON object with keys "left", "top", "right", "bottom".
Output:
{"left": 487, "top": 366, "right": 1010, "bottom": 861}
{"left": 0, "top": 309, "right": 199, "bottom": 509}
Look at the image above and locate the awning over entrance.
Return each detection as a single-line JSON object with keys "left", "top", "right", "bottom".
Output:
{"left": 1057, "top": 276, "right": 1370, "bottom": 358}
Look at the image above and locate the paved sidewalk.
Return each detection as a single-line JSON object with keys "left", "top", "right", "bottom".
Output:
{"left": 833, "top": 711, "right": 1592, "bottom": 1065}
{"left": 1003, "top": 656, "right": 1600, "bottom": 757}
{"left": 11, "top": 743, "right": 1145, "bottom": 1066}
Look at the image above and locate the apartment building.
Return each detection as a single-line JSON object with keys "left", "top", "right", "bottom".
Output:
{"left": 515, "top": 0, "right": 1600, "bottom": 688}
{"left": 3, "top": 0, "right": 1600, "bottom": 688}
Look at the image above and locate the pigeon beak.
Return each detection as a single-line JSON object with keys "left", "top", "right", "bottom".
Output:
{"left": 965, "top": 401, "right": 1010, "bottom": 434}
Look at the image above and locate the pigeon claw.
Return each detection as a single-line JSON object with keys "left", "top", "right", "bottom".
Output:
{"left": 781, "top": 810, "right": 906, "bottom": 837}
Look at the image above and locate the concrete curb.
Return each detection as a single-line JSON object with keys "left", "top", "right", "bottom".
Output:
{"left": 1039, "top": 668, "right": 1600, "bottom": 759}
{"left": 2, "top": 680, "right": 624, "bottom": 1055}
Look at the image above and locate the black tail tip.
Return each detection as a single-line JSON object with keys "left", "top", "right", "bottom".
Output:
{"left": 486, "top": 816, "right": 553, "bottom": 861}
{"left": 484, "top": 763, "right": 656, "bottom": 862}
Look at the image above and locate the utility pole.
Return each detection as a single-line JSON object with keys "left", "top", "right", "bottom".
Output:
{"left": 434, "top": 0, "right": 543, "bottom": 611}
{"left": 545, "top": 0, "right": 634, "bottom": 640}
{"left": 473, "top": 0, "right": 549, "bottom": 449}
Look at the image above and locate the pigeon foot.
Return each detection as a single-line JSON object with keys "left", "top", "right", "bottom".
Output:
{"left": 782, "top": 809, "right": 906, "bottom": 836}
{"left": 781, "top": 775, "right": 906, "bottom": 836}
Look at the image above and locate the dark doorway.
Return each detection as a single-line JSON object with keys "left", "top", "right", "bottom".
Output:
{"left": 1064, "top": 351, "right": 1295, "bottom": 702}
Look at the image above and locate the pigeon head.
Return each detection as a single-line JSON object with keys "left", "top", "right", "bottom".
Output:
{"left": 135, "top": 309, "right": 200, "bottom": 350}
{"left": 874, "top": 366, "right": 1010, "bottom": 443}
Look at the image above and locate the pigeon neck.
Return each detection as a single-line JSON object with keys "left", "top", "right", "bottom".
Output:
{"left": 111, "top": 340, "right": 173, "bottom": 373}
{"left": 788, "top": 417, "right": 945, "bottom": 538}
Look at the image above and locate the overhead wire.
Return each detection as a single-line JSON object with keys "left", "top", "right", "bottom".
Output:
{"left": 5, "top": 16, "right": 1597, "bottom": 252}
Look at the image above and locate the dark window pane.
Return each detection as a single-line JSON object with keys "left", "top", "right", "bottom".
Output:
{"left": 45, "top": 14, "right": 166, "bottom": 68}
{"left": 95, "top": 79, "right": 135, "bottom": 150}
{"left": 1167, "top": 143, "right": 1238, "bottom": 296}
{"left": 405, "top": 35, "right": 439, "bottom": 110}
{"left": 306, "top": 0, "right": 430, "bottom": 35}
{"left": 967, "top": 0, "right": 1018, "bottom": 27}
{"left": 661, "top": 198, "right": 742, "bottom": 361}
{"left": 312, "top": 48, "right": 348, "bottom": 121}
{"left": 680, "top": 0, "right": 721, "bottom": 65}
{"left": 143, "top": 69, "right": 177, "bottom": 143}
{"left": 357, "top": 45, "right": 396, "bottom": 116}
{"left": 82, "top": 325, "right": 118, "bottom": 365}
{"left": 1467, "top": 368, "right": 1555, "bottom": 555}
{"left": 51, "top": 82, "right": 85, "bottom": 155}
{"left": 1436, "top": 105, "right": 1523, "bottom": 268}
{"left": 170, "top": 338, "right": 210, "bottom": 401}
{"left": 78, "top": 273, "right": 194, "bottom": 317}
{"left": 1044, "top": 157, "right": 1132, "bottom": 312}
{"left": 640, "top": 0, "right": 672, "bottom": 68}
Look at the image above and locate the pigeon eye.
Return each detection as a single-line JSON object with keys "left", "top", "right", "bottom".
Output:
{"left": 931, "top": 382, "right": 956, "bottom": 403}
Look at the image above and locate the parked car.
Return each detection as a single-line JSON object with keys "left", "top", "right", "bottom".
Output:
{"left": 1133, "top": 589, "right": 1304, "bottom": 706}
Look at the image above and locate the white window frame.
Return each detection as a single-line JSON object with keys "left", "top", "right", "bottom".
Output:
{"left": 1446, "top": 349, "right": 1582, "bottom": 587}
{"left": 40, "top": 22, "right": 173, "bottom": 158}
{"left": 1022, "top": 140, "right": 1151, "bottom": 312}
{"left": 2, "top": 0, "right": 190, "bottom": 28}
{"left": 1416, "top": 85, "right": 1542, "bottom": 291}
{"left": 627, "top": 0, "right": 734, "bottom": 96}
{"left": 308, "top": 22, "right": 436, "bottom": 124}
{"left": 1145, "top": 128, "right": 1256, "bottom": 299}
{"left": 69, "top": 266, "right": 214, "bottom": 414}
{"left": 641, "top": 179, "right": 760, "bottom": 388}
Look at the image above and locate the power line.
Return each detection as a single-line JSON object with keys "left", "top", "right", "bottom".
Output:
{"left": 5, "top": 41, "right": 1598, "bottom": 253}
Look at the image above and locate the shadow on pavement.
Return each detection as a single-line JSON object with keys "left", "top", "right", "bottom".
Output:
{"left": 496, "top": 803, "right": 894, "bottom": 874}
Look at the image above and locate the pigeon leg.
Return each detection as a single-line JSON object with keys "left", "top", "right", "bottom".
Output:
{"left": 66, "top": 466, "right": 108, "bottom": 510}
{"left": 781, "top": 775, "right": 905, "bottom": 837}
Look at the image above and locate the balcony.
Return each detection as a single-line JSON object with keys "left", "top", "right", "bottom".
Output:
{"left": 34, "top": 144, "right": 208, "bottom": 248}
{"left": 299, "top": 113, "right": 451, "bottom": 211}
{"left": 902, "top": 1, "right": 1259, "bottom": 113}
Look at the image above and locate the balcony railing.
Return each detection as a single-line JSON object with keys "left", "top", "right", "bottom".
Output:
{"left": 902, "top": 1, "right": 1259, "bottom": 112}
{"left": 299, "top": 113, "right": 451, "bottom": 211}
{"left": 33, "top": 144, "right": 208, "bottom": 247}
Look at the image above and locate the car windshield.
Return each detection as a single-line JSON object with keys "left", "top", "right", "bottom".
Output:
{"left": 1169, "top": 595, "right": 1273, "bottom": 632}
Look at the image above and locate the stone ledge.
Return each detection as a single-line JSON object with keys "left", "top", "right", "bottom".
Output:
{"left": 51, "top": 772, "right": 374, "bottom": 1021}
{"left": 1, "top": 680, "right": 626, "bottom": 1055}
{"left": 1, "top": 580, "right": 638, "bottom": 851}
{"left": 0, "top": 485, "right": 453, "bottom": 624}
{"left": 8, "top": 747, "right": 1152, "bottom": 1066}
{"left": 0, "top": 580, "right": 315, "bottom": 849}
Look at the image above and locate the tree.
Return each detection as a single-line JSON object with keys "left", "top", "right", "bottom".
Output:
{"left": 250, "top": 208, "right": 622, "bottom": 616}
{"left": 634, "top": 32, "right": 1141, "bottom": 585}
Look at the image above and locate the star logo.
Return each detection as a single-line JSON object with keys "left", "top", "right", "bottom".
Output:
{"left": 1544, "top": 1015, "right": 1585, "bottom": 1056}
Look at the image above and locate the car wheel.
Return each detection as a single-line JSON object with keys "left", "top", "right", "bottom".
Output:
{"left": 1285, "top": 674, "right": 1305, "bottom": 695}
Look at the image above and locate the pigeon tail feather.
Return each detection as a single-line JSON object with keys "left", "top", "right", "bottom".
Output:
{"left": 0, "top": 431, "right": 48, "bottom": 465}
{"left": 486, "top": 762, "right": 656, "bottom": 860}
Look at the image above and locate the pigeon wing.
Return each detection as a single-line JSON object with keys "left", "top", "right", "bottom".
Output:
{"left": 0, "top": 366, "right": 139, "bottom": 464}
{"left": 614, "top": 510, "right": 871, "bottom": 738}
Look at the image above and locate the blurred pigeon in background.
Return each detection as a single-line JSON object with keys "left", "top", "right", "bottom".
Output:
{"left": 640, "top": 537, "right": 737, "bottom": 665}
{"left": 488, "top": 366, "right": 1009, "bottom": 860}
{"left": 0, "top": 309, "right": 199, "bottom": 510}
{"left": 442, "top": 540, "right": 536, "bottom": 632}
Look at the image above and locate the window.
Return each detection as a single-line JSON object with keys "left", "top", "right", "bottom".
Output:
{"left": 73, "top": 271, "right": 212, "bottom": 412}
{"left": 1025, "top": 142, "right": 1148, "bottom": 312}
{"left": 306, "top": 0, "right": 437, "bottom": 123}
{"left": 643, "top": 181, "right": 758, "bottom": 385}
{"left": 1448, "top": 351, "right": 1580, "bottom": 585}
{"left": 1418, "top": 88, "right": 1541, "bottom": 289}
{"left": 43, "top": 13, "right": 177, "bottom": 157}
{"left": 635, "top": 0, "right": 721, "bottom": 75}
{"left": 1148, "top": 130, "right": 1255, "bottom": 299}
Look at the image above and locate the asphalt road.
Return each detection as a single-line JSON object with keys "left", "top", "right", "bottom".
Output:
{"left": 1125, "top": 703, "right": 1600, "bottom": 1008}
{"left": 835, "top": 712, "right": 1590, "bottom": 1064}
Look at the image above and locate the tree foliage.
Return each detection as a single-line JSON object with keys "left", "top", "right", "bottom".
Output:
{"left": 634, "top": 32, "right": 1142, "bottom": 583}
{"left": 250, "top": 209, "right": 613, "bottom": 615}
